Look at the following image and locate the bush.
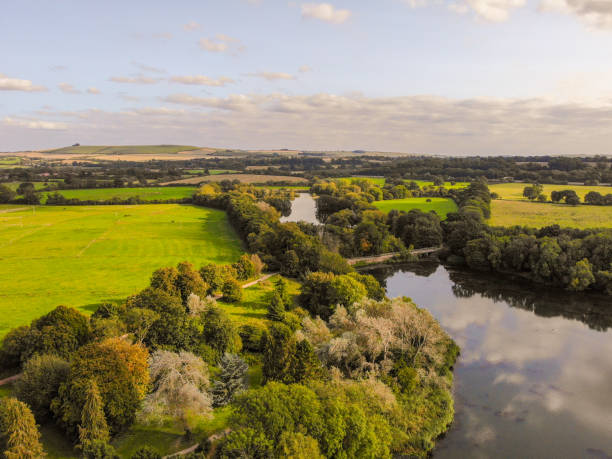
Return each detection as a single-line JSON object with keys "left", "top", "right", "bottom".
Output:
{"left": 222, "top": 279, "right": 243, "bottom": 303}
{"left": 238, "top": 324, "right": 266, "bottom": 352}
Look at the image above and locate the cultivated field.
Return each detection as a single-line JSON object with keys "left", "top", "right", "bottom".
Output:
{"left": 489, "top": 183, "right": 612, "bottom": 201}
{"left": 0, "top": 204, "right": 242, "bottom": 337}
{"left": 489, "top": 200, "right": 612, "bottom": 229}
{"left": 40, "top": 186, "right": 197, "bottom": 203}
{"left": 373, "top": 197, "right": 458, "bottom": 218}
{"left": 43, "top": 145, "right": 200, "bottom": 156}
{"left": 162, "top": 174, "right": 308, "bottom": 185}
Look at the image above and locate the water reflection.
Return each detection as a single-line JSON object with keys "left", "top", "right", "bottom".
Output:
{"left": 366, "top": 263, "right": 612, "bottom": 459}
{"left": 280, "top": 193, "right": 319, "bottom": 224}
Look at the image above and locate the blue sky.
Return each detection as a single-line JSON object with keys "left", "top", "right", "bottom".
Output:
{"left": 2, "top": 0, "right": 612, "bottom": 154}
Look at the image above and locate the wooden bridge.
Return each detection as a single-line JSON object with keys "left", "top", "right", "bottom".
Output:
{"left": 347, "top": 246, "right": 443, "bottom": 266}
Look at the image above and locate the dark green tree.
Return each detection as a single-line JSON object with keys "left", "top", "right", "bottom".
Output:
{"left": 212, "top": 353, "right": 248, "bottom": 407}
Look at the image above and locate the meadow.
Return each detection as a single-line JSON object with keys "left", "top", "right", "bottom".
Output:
{"left": 40, "top": 186, "right": 197, "bottom": 203}
{"left": 0, "top": 204, "right": 243, "bottom": 337}
{"left": 373, "top": 197, "right": 458, "bottom": 218}
{"left": 489, "top": 200, "right": 612, "bottom": 229}
{"left": 339, "top": 177, "right": 468, "bottom": 189}
{"left": 43, "top": 145, "right": 199, "bottom": 156}
{"left": 489, "top": 182, "right": 612, "bottom": 201}
{"left": 162, "top": 174, "right": 308, "bottom": 185}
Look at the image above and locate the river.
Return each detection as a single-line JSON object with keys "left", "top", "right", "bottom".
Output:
{"left": 367, "top": 262, "right": 612, "bottom": 459}
{"left": 283, "top": 193, "right": 612, "bottom": 458}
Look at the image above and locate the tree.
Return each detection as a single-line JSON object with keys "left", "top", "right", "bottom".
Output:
{"left": 585, "top": 191, "right": 604, "bottom": 205}
{"left": 0, "top": 185, "right": 16, "bottom": 203}
{"left": 569, "top": 258, "right": 595, "bottom": 291}
{"left": 140, "top": 350, "right": 211, "bottom": 434}
{"left": 212, "top": 353, "right": 248, "bottom": 407}
{"left": 233, "top": 254, "right": 256, "bottom": 281}
{"left": 123, "top": 308, "right": 160, "bottom": 344}
{"left": 53, "top": 338, "right": 149, "bottom": 435}
{"left": 201, "top": 307, "right": 241, "bottom": 359}
{"left": 78, "top": 380, "right": 112, "bottom": 458}
{"left": 266, "top": 291, "right": 285, "bottom": 321}
{"left": 16, "top": 182, "right": 35, "bottom": 196}
{"left": 176, "top": 262, "right": 209, "bottom": 304}
{"left": 222, "top": 279, "right": 243, "bottom": 303}
{"left": 299, "top": 272, "right": 369, "bottom": 320}
{"left": 0, "top": 397, "right": 45, "bottom": 459}
{"left": 15, "top": 354, "right": 70, "bottom": 420}
{"left": 522, "top": 184, "right": 542, "bottom": 201}
{"left": 150, "top": 267, "right": 180, "bottom": 297}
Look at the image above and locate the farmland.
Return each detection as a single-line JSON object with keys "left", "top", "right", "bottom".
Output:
{"left": 162, "top": 173, "right": 308, "bottom": 185}
{"left": 43, "top": 145, "right": 199, "bottom": 156}
{"left": 0, "top": 204, "right": 242, "bottom": 337}
{"left": 40, "top": 186, "right": 197, "bottom": 203}
{"left": 338, "top": 177, "right": 469, "bottom": 189}
{"left": 489, "top": 182, "right": 612, "bottom": 201}
{"left": 489, "top": 200, "right": 612, "bottom": 229}
{"left": 373, "top": 197, "right": 458, "bottom": 218}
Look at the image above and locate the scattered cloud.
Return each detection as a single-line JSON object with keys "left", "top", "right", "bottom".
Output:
{"left": 0, "top": 73, "right": 47, "bottom": 92}
{"left": 152, "top": 32, "right": 173, "bottom": 40}
{"left": 299, "top": 65, "right": 312, "bottom": 73}
{"left": 247, "top": 72, "right": 296, "bottom": 80}
{"left": 183, "top": 21, "right": 201, "bottom": 31}
{"left": 170, "top": 75, "right": 234, "bottom": 86}
{"left": 109, "top": 75, "right": 160, "bottom": 84}
{"left": 540, "top": 0, "right": 612, "bottom": 29}
{"left": 3, "top": 116, "right": 68, "bottom": 130}
{"left": 87, "top": 87, "right": 101, "bottom": 95}
{"left": 198, "top": 34, "right": 245, "bottom": 54}
{"left": 132, "top": 62, "right": 166, "bottom": 74}
{"left": 301, "top": 3, "right": 352, "bottom": 24}
{"left": 49, "top": 65, "right": 67, "bottom": 72}
{"left": 405, "top": 0, "right": 525, "bottom": 22}
{"left": 58, "top": 82, "right": 80, "bottom": 94}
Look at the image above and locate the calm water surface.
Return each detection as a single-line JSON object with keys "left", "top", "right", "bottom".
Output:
{"left": 281, "top": 193, "right": 319, "bottom": 224}
{"left": 367, "top": 263, "right": 612, "bottom": 459}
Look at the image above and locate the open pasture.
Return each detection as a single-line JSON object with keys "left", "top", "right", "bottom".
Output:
{"left": 162, "top": 174, "right": 308, "bottom": 186}
{"left": 489, "top": 200, "right": 612, "bottom": 229}
{"left": 373, "top": 197, "right": 458, "bottom": 218}
{"left": 0, "top": 204, "right": 242, "bottom": 337}
{"left": 338, "top": 177, "right": 468, "bottom": 189}
{"left": 43, "top": 145, "right": 199, "bottom": 156}
{"left": 40, "top": 186, "right": 197, "bottom": 203}
{"left": 489, "top": 182, "right": 612, "bottom": 201}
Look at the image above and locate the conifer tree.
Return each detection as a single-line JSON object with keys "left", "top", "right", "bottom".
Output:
{"left": 78, "top": 379, "right": 112, "bottom": 458}
{"left": 266, "top": 291, "right": 285, "bottom": 322}
{"left": 212, "top": 353, "right": 248, "bottom": 407}
{"left": 0, "top": 397, "right": 45, "bottom": 459}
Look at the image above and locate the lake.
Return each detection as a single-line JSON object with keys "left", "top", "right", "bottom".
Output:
{"left": 280, "top": 193, "right": 319, "bottom": 224}
{"left": 366, "top": 262, "right": 612, "bottom": 459}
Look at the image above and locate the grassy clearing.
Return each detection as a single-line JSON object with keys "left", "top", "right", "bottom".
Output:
{"left": 490, "top": 200, "right": 612, "bottom": 229}
{"left": 0, "top": 156, "right": 21, "bottom": 165}
{"left": 218, "top": 274, "right": 301, "bottom": 327}
{"left": 373, "top": 197, "right": 458, "bottom": 218}
{"left": 162, "top": 174, "right": 308, "bottom": 186}
{"left": 0, "top": 204, "right": 242, "bottom": 337}
{"left": 489, "top": 182, "right": 612, "bottom": 201}
{"left": 43, "top": 145, "right": 199, "bottom": 156}
{"left": 40, "top": 186, "right": 197, "bottom": 203}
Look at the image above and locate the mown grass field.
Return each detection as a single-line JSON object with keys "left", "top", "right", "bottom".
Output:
{"left": 43, "top": 145, "right": 199, "bottom": 155}
{"left": 373, "top": 197, "right": 458, "bottom": 218}
{"left": 489, "top": 182, "right": 612, "bottom": 201}
{"left": 489, "top": 200, "right": 612, "bottom": 229}
{"left": 40, "top": 186, "right": 197, "bottom": 203}
{"left": 0, "top": 204, "right": 243, "bottom": 337}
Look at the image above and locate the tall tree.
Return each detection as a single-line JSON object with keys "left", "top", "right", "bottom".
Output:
{"left": 0, "top": 397, "right": 45, "bottom": 459}
{"left": 212, "top": 353, "right": 248, "bottom": 407}
{"left": 78, "top": 380, "right": 110, "bottom": 450}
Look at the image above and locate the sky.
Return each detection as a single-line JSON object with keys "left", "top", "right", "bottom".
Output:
{"left": 2, "top": 0, "right": 612, "bottom": 155}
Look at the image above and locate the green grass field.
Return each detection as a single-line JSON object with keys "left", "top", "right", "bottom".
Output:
{"left": 489, "top": 200, "right": 612, "bottom": 229}
{"left": 338, "top": 177, "right": 468, "bottom": 189}
{"left": 373, "top": 197, "right": 458, "bottom": 218}
{"left": 4, "top": 181, "right": 55, "bottom": 191}
{"left": 0, "top": 204, "right": 242, "bottom": 337}
{"left": 489, "top": 182, "right": 612, "bottom": 201}
{"left": 0, "top": 157, "right": 21, "bottom": 165}
{"left": 40, "top": 186, "right": 197, "bottom": 203}
{"left": 43, "top": 145, "right": 199, "bottom": 155}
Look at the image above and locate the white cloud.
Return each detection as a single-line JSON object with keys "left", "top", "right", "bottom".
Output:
{"left": 87, "top": 87, "right": 101, "bottom": 95}
{"left": 540, "top": 0, "right": 612, "bottom": 29}
{"left": 301, "top": 3, "right": 352, "bottom": 24}
{"left": 405, "top": 0, "right": 525, "bottom": 22}
{"left": 58, "top": 82, "right": 80, "bottom": 94}
{"left": 3, "top": 116, "right": 68, "bottom": 130}
{"left": 198, "top": 34, "right": 244, "bottom": 54}
{"left": 170, "top": 75, "right": 234, "bottom": 86}
{"left": 299, "top": 65, "right": 312, "bottom": 73}
{"left": 0, "top": 73, "right": 47, "bottom": 92}
{"left": 132, "top": 62, "right": 166, "bottom": 74}
{"left": 109, "top": 75, "right": 160, "bottom": 84}
{"left": 247, "top": 72, "right": 296, "bottom": 80}
{"left": 183, "top": 21, "right": 201, "bottom": 31}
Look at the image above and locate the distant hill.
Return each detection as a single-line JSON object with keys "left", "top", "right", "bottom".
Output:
{"left": 42, "top": 145, "right": 200, "bottom": 155}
